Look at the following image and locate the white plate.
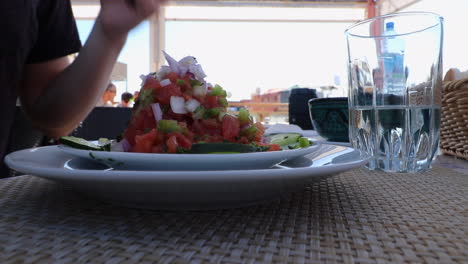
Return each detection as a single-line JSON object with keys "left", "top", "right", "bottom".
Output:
{"left": 5, "top": 144, "right": 369, "bottom": 210}
{"left": 322, "top": 141, "right": 352, "bottom": 147}
{"left": 58, "top": 143, "right": 321, "bottom": 171}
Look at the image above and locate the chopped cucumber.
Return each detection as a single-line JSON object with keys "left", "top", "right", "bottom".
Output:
{"left": 204, "top": 107, "right": 223, "bottom": 118}
{"left": 268, "top": 133, "right": 301, "bottom": 146}
{"left": 209, "top": 84, "right": 227, "bottom": 97}
{"left": 298, "top": 137, "right": 311, "bottom": 148}
{"left": 238, "top": 108, "right": 251, "bottom": 124}
{"left": 158, "top": 120, "right": 182, "bottom": 133}
{"left": 190, "top": 79, "right": 203, "bottom": 87}
{"left": 192, "top": 106, "right": 206, "bottom": 119}
{"left": 176, "top": 79, "right": 186, "bottom": 86}
{"left": 240, "top": 125, "right": 259, "bottom": 139}
{"left": 218, "top": 97, "right": 228, "bottom": 107}
{"left": 60, "top": 136, "right": 110, "bottom": 151}
{"left": 266, "top": 133, "right": 313, "bottom": 150}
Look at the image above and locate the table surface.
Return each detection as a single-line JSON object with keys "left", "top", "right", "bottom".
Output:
{"left": 0, "top": 162, "right": 466, "bottom": 263}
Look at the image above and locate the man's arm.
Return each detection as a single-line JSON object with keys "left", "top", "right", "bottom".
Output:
{"left": 19, "top": 0, "right": 164, "bottom": 138}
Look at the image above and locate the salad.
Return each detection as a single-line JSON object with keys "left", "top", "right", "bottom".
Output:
{"left": 61, "top": 52, "right": 312, "bottom": 154}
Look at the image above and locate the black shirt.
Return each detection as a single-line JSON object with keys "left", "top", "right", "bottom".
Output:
{"left": 0, "top": 0, "right": 82, "bottom": 176}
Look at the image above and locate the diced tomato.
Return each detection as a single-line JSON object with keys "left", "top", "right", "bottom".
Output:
{"left": 237, "top": 136, "right": 250, "bottom": 144}
{"left": 182, "top": 93, "right": 193, "bottom": 101}
{"left": 201, "top": 118, "right": 219, "bottom": 129}
{"left": 124, "top": 109, "right": 153, "bottom": 145}
{"left": 201, "top": 134, "right": 223, "bottom": 143}
{"left": 142, "top": 108, "right": 156, "bottom": 130}
{"left": 120, "top": 57, "right": 280, "bottom": 153}
{"left": 133, "top": 112, "right": 145, "bottom": 129}
{"left": 194, "top": 95, "right": 205, "bottom": 104}
{"left": 155, "top": 84, "right": 182, "bottom": 105}
{"left": 203, "top": 95, "right": 220, "bottom": 109}
{"left": 167, "top": 132, "right": 192, "bottom": 150}
{"left": 189, "top": 120, "right": 218, "bottom": 138}
{"left": 178, "top": 122, "right": 195, "bottom": 141}
{"left": 151, "top": 145, "right": 165, "bottom": 153}
{"left": 222, "top": 115, "right": 240, "bottom": 142}
{"left": 265, "top": 144, "right": 281, "bottom": 151}
{"left": 156, "top": 130, "right": 165, "bottom": 145}
{"left": 181, "top": 126, "right": 195, "bottom": 141}
{"left": 254, "top": 121, "right": 265, "bottom": 132}
{"left": 191, "top": 120, "right": 204, "bottom": 135}
{"left": 132, "top": 129, "right": 158, "bottom": 153}
{"left": 166, "top": 135, "right": 178, "bottom": 153}
{"left": 166, "top": 72, "right": 180, "bottom": 82}
{"left": 164, "top": 109, "right": 187, "bottom": 121}
{"left": 143, "top": 76, "right": 161, "bottom": 90}
{"left": 123, "top": 125, "right": 137, "bottom": 145}
{"left": 252, "top": 122, "right": 265, "bottom": 142}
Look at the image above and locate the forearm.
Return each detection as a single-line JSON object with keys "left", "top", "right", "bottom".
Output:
{"left": 26, "top": 18, "right": 126, "bottom": 137}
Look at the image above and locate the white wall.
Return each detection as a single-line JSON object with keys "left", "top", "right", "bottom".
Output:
{"left": 400, "top": 0, "right": 468, "bottom": 74}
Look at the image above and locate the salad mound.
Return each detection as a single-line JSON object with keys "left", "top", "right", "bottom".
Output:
{"left": 120, "top": 52, "right": 280, "bottom": 154}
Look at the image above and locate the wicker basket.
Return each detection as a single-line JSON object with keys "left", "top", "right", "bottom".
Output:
{"left": 440, "top": 78, "right": 468, "bottom": 160}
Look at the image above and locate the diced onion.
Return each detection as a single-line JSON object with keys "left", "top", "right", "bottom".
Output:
{"left": 111, "top": 139, "right": 131, "bottom": 152}
{"left": 189, "top": 64, "right": 207, "bottom": 81}
{"left": 179, "top": 66, "right": 189, "bottom": 76}
{"left": 163, "top": 51, "right": 179, "bottom": 74}
{"left": 111, "top": 141, "right": 124, "bottom": 152}
{"left": 160, "top": 79, "right": 171, "bottom": 87}
{"left": 185, "top": 99, "right": 200, "bottom": 112}
{"left": 151, "top": 103, "right": 163, "bottom": 123}
{"left": 170, "top": 96, "right": 188, "bottom": 114}
{"left": 139, "top": 74, "right": 149, "bottom": 86}
{"left": 179, "top": 56, "right": 197, "bottom": 66}
{"left": 193, "top": 85, "right": 207, "bottom": 97}
{"left": 121, "top": 139, "right": 131, "bottom": 152}
{"left": 156, "top": 66, "right": 171, "bottom": 81}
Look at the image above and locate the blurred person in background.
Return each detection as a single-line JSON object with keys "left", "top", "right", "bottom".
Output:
{"left": 117, "top": 92, "right": 134, "bottom": 107}
{"left": 0, "top": 0, "right": 166, "bottom": 176}
{"left": 96, "top": 83, "right": 117, "bottom": 107}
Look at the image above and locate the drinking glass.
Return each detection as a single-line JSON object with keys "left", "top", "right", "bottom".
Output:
{"left": 345, "top": 12, "right": 444, "bottom": 173}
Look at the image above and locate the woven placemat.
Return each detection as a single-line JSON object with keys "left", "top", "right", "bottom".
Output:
{"left": 0, "top": 167, "right": 466, "bottom": 264}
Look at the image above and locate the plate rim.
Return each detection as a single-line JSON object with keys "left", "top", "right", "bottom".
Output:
{"left": 57, "top": 142, "right": 322, "bottom": 170}
{"left": 5, "top": 145, "right": 370, "bottom": 182}
{"left": 57, "top": 142, "right": 321, "bottom": 159}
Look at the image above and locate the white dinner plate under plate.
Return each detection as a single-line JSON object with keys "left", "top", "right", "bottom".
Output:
{"left": 58, "top": 143, "right": 321, "bottom": 171}
{"left": 5, "top": 144, "right": 369, "bottom": 210}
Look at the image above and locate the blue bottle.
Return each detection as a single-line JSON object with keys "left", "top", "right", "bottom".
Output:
{"left": 381, "top": 22, "right": 406, "bottom": 96}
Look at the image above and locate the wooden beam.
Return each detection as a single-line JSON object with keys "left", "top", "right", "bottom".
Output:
{"left": 367, "top": 0, "right": 376, "bottom": 18}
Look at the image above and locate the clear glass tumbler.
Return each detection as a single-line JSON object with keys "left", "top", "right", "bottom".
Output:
{"left": 345, "top": 12, "right": 444, "bottom": 173}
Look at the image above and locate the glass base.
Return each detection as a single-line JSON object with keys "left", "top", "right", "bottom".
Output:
{"left": 365, "top": 158, "right": 434, "bottom": 173}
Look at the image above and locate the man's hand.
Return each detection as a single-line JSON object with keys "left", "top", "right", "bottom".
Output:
{"left": 98, "top": 0, "right": 166, "bottom": 42}
{"left": 20, "top": 0, "right": 167, "bottom": 138}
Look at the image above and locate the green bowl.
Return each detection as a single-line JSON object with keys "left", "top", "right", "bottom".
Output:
{"left": 308, "top": 97, "right": 349, "bottom": 142}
